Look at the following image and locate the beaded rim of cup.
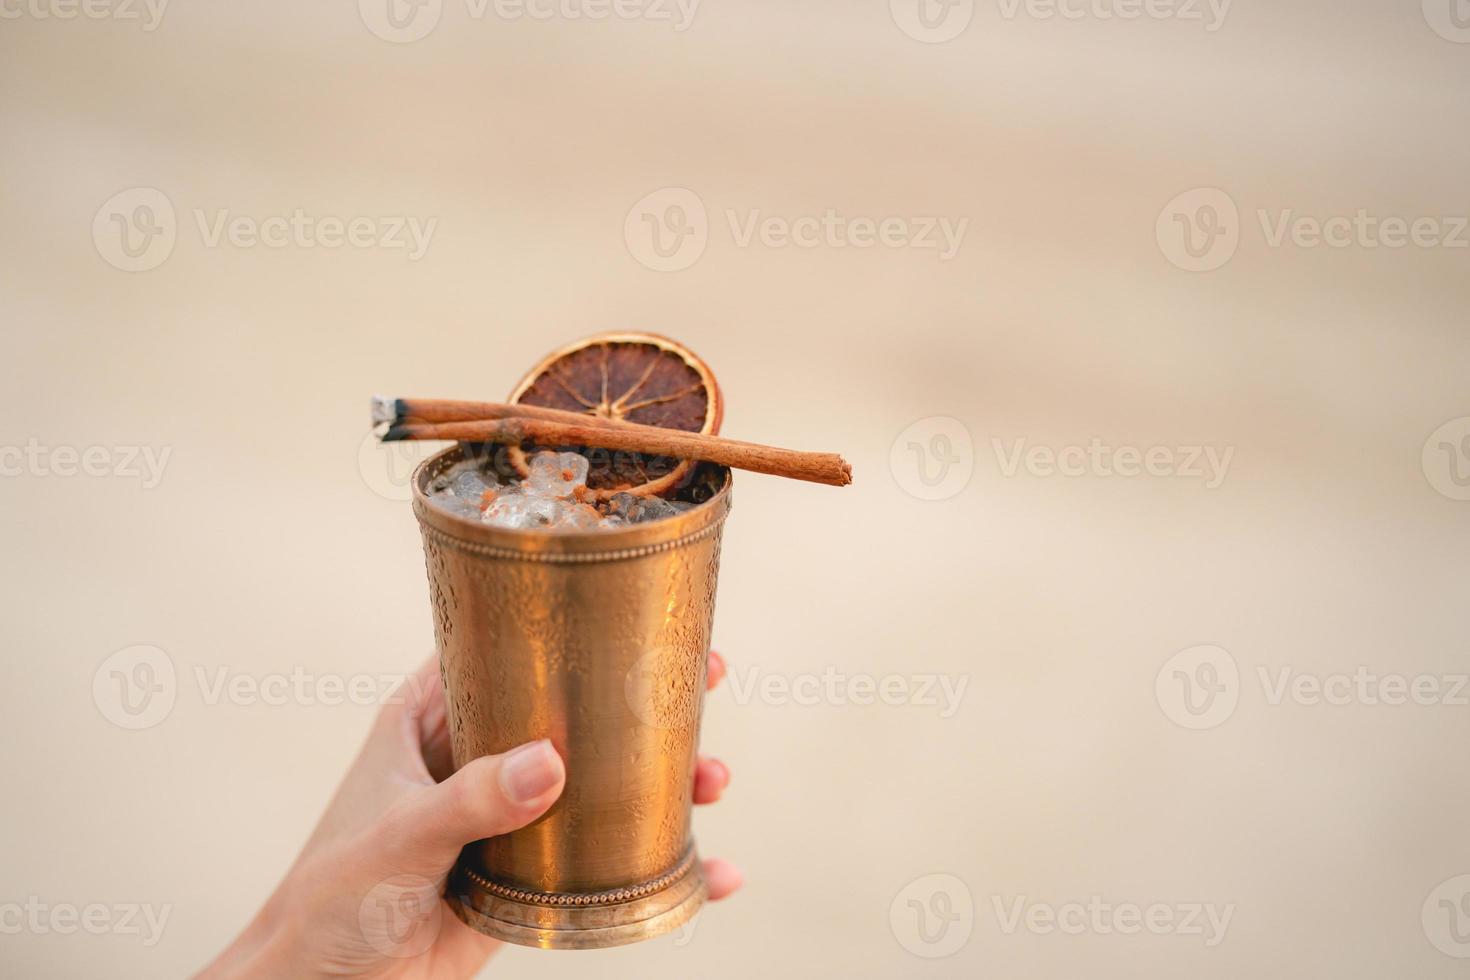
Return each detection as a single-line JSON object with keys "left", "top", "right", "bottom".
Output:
{"left": 461, "top": 847, "right": 698, "bottom": 907}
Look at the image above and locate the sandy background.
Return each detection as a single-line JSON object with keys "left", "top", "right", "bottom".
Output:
{"left": 3, "top": 1, "right": 1470, "bottom": 976}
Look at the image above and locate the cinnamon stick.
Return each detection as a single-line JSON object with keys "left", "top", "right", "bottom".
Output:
{"left": 381, "top": 416, "right": 852, "bottom": 488}
{"left": 373, "top": 396, "right": 632, "bottom": 429}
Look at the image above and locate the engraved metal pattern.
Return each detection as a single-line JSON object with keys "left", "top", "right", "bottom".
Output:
{"left": 413, "top": 446, "right": 730, "bottom": 949}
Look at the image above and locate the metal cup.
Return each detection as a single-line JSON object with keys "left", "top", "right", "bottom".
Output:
{"left": 411, "top": 446, "right": 732, "bottom": 949}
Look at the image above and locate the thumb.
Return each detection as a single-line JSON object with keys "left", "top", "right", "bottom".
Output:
{"left": 382, "top": 739, "right": 566, "bottom": 875}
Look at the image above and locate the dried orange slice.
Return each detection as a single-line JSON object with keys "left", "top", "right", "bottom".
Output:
{"left": 506, "top": 332, "right": 723, "bottom": 498}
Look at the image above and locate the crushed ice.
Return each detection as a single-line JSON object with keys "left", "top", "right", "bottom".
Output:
{"left": 427, "top": 451, "right": 695, "bottom": 531}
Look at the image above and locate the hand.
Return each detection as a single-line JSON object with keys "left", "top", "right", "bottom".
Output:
{"left": 198, "top": 651, "right": 741, "bottom": 979}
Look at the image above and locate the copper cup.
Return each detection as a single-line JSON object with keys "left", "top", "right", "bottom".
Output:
{"left": 411, "top": 446, "right": 731, "bottom": 949}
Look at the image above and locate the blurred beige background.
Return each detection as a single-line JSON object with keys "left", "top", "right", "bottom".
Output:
{"left": 3, "top": 1, "right": 1470, "bottom": 976}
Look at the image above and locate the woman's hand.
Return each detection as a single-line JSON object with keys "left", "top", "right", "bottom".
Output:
{"left": 198, "top": 651, "right": 740, "bottom": 979}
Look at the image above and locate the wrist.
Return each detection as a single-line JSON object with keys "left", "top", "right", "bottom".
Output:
{"left": 197, "top": 892, "right": 306, "bottom": 979}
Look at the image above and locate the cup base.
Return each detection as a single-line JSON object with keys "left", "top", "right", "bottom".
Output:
{"left": 446, "top": 849, "right": 706, "bottom": 950}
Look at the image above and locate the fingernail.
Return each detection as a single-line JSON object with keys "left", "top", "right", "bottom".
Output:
{"left": 500, "top": 740, "right": 561, "bottom": 803}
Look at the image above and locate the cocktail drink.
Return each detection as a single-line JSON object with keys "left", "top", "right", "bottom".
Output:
{"left": 411, "top": 334, "right": 732, "bottom": 949}
{"left": 383, "top": 332, "right": 849, "bottom": 949}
